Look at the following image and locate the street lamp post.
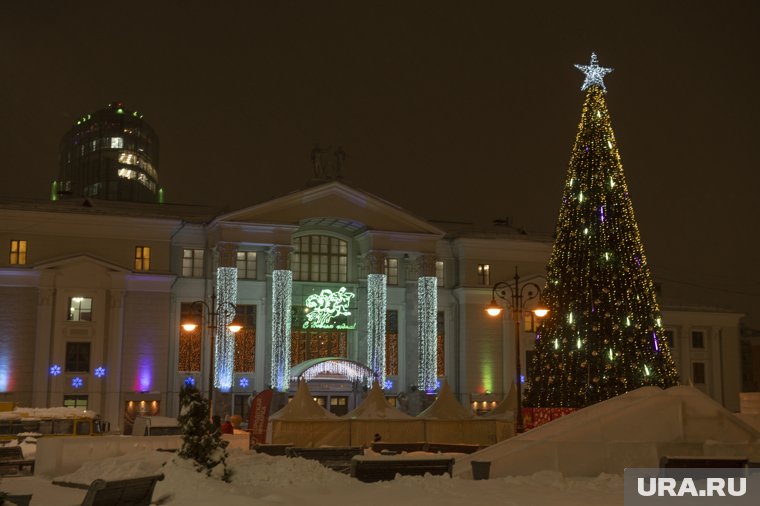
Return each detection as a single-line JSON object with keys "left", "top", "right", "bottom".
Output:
{"left": 181, "top": 292, "right": 242, "bottom": 410}
{"left": 485, "top": 267, "right": 548, "bottom": 433}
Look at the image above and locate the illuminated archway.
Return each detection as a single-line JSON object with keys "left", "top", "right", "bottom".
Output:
{"left": 289, "top": 357, "right": 378, "bottom": 387}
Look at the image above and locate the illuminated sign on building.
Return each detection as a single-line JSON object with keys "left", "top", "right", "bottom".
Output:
{"left": 302, "top": 287, "right": 357, "bottom": 330}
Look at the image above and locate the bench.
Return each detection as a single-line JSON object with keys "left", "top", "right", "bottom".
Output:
{"left": 350, "top": 456, "right": 454, "bottom": 482}
{"left": 660, "top": 456, "right": 749, "bottom": 469}
{"left": 0, "top": 446, "right": 35, "bottom": 474}
{"left": 286, "top": 447, "right": 364, "bottom": 473}
{"left": 2, "top": 494, "right": 33, "bottom": 506}
{"left": 79, "top": 474, "right": 164, "bottom": 506}
{"left": 370, "top": 442, "right": 427, "bottom": 454}
{"left": 371, "top": 442, "right": 482, "bottom": 455}
{"left": 254, "top": 443, "right": 294, "bottom": 456}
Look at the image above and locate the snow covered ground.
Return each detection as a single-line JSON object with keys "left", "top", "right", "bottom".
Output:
{"left": 0, "top": 448, "right": 625, "bottom": 505}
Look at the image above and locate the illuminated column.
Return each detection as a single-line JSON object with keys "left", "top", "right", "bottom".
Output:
{"left": 417, "top": 255, "right": 438, "bottom": 392}
{"left": 270, "top": 246, "right": 293, "bottom": 392}
{"left": 366, "top": 251, "right": 387, "bottom": 386}
{"left": 215, "top": 243, "right": 238, "bottom": 391}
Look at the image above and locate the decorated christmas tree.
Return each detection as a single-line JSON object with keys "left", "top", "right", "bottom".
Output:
{"left": 524, "top": 54, "right": 679, "bottom": 409}
{"left": 177, "top": 385, "right": 231, "bottom": 481}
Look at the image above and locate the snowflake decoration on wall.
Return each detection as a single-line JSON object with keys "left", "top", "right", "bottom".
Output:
{"left": 94, "top": 366, "right": 106, "bottom": 378}
{"left": 184, "top": 376, "right": 196, "bottom": 387}
{"left": 49, "top": 364, "right": 62, "bottom": 376}
{"left": 72, "top": 377, "right": 84, "bottom": 389}
{"left": 383, "top": 379, "right": 393, "bottom": 390}
{"left": 239, "top": 377, "right": 249, "bottom": 388}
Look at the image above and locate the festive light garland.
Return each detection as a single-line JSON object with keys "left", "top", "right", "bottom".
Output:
{"left": 524, "top": 55, "right": 679, "bottom": 409}
{"left": 215, "top": 267, "right": 238, "bottom": 391}
{"left": 294, "top": 359, "right": 376, "bottom": 386}
{"left": 271, "top": 269, "right": 292, "bottom": 391}
{"left": 417, "top": 276, "right": 438, "bottom": 392}
{"left": 367, "top": 274, "right": 387, "bottom": 386}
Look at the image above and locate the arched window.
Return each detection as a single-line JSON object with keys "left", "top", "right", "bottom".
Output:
{"left": 292, "top": 235, "right": 348, "bottom": 282}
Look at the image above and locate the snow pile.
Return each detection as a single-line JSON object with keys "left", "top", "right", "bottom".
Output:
{"left": 0, "top": 448, "right": 626, "bottom": 505}
{"left": 343, "top": 381, "right": 412, "bottom": 420}
{"left": 52, "top": 450, "right": 171, "bottom": 486}
{"left": 0, "top": 407, "right": 96, "bottom": 420}
{"left": 455, "top": 386, "right": 760, "bottom": 478}
{"left": 4, "top": 437, "right": 38, "bottom": 458}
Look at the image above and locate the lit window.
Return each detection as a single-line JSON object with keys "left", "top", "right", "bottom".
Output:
{"left": 10, "top": 240, "right": 27, "bottom": 265}
{"left": 63, "top": 395, "right": 88, "bottom": 409}
{"left": 384, "top": 258, "right": 398, "bottom": 285}
{"left": 135, "top": 246, "right": 151, "bottom": 271}
{"left": 292, "top": 235, "right": 347, "bottom": 282}
{"left": 236, "top": 252, "right": 257, "bottom": 279}
{"left": 385, "top": 310, "right": 399, "bottom": 376}
{"left": 111, "top": 137, "right": 123, "bottom": 149}
{"left": 477, "top": 264, "right": 490, "bottom": 285}
{"left": 691, "top": 330, "right": 704, "bottom": 349}
{"left": 234, "top": 305, "right": 257, "bottom": 372}
{"left": 68, "top": 297, "right": 93, "bottom": 321}
{"left": 436, "top": 260, "right": 445, "bottom": 287}
{"left": 182, "top": 249, "right": 204, "bottom": 277}
{"left": 65, "top": 342, "right": 91, "bottom": 372}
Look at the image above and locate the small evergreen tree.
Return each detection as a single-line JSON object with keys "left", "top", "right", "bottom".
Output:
{"left": 177, "top": 385, "right": 231, "bottom": 481}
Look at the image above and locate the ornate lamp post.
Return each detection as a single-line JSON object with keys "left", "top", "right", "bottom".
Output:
{"left": 485, "top": 267, "right": 548, "bottom": 433}
{"left": 181, "top": 292, "right": 243, "bottom": 410}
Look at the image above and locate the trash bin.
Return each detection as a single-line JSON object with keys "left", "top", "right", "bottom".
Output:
{"left": 471, "top": 460, "right": 491, "bottom": 480}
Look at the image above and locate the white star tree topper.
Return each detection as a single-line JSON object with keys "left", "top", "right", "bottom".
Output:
{"left": 575, "top": 53, "right": 613, "bottom": 92}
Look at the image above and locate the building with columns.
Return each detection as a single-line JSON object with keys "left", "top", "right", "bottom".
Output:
{"left": 0, "top": 181, "right": 745, "bottom": 432}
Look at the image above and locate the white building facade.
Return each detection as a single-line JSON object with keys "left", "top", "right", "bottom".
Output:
{"left": 0, "top": 182, "right": 745, "bottom": 431}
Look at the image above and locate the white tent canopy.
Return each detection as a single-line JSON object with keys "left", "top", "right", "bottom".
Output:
{"left": 343, "top": 381, "right": 412, "bottom": 420}
{"left": 417, "top": 380, "right": 473, "bottom": 420}
{"left": 269, "top": 379, "right": 336, "bottom": 420}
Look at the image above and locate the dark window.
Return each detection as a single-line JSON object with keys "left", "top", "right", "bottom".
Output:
{"left": 691, "top": 330, "right": 705, "bottom": 349}
{"left": 692, "top": 362, "right": 706, "bottom": 384}
{"left": 662, "top": 329, "right": 675, "bottom": 348}
{"left": 66, "top": 342, "right": 91, "bottom": 372}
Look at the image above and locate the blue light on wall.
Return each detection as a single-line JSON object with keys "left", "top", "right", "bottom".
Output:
{"left": 72, "top": 377, "right": 84, "bottom": 388}
{"left": 49, "top": 364, "right": 62, "bottom": 376}
{"left": 94, "top": 366, "right": 106, "bottom": 378}
{"left": 184, "top": 376, "right": 196, "bottom": 387}
{"left": 239, "top": 377, "right": 249, "bottom": 388}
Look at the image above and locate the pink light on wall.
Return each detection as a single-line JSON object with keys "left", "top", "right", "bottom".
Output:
{"left": 134, "top": 357, "right": 153, "bottom": 392}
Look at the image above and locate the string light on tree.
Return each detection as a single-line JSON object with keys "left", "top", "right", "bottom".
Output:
{"left": 524, "top": 53, "right": 678, "bottom": 409}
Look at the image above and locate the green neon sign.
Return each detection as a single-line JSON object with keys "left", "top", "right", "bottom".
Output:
{"left": 302, "top": 287, "right": 357, "bottom": 330}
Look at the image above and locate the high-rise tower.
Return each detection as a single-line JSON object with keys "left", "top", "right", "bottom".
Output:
{"left": 55, "top": 102, "right": 161, "bottom": 203}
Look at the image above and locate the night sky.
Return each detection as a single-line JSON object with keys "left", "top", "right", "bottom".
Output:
{"left": 1, "top": 1, "right": 758, "bottom": 327}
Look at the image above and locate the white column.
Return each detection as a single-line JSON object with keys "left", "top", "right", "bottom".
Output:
{"left": 367, "top": 273, "right": 387, "bottom": 385}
